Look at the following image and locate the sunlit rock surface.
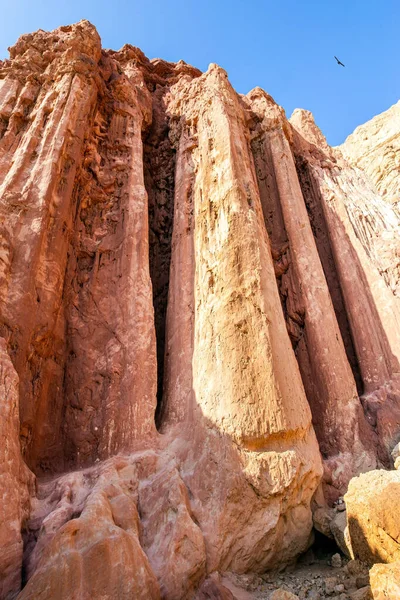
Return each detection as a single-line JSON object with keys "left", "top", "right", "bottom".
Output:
{"left": 345, "top": 470, "right": 400, "bottom": 565}
{"left": 339, "top": 100, "right": 400, "bottom": 213}
{"left": 0, "top": 19, "right": 399, "bottom": 599}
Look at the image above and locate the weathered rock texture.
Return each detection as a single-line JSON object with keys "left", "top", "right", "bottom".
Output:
{"left": 289, "top": 109, "right": 400, "bottom": 471}
{"left": 340, "top": 101, "right": 400, "bottom": 214}
{"left": 345, "top": 470, "right": 400, "bottom": 566}
{"left": 0, "top": 340, "right": 34, "bottom": 599}
{"left": 0, "top": 19, "right": 399, "bottom": 600}
{"left": 370, "top": 561, "right": 400, "bottom": 600}
{"left": 345, "top": 470, "right": 400, "bottom": 600}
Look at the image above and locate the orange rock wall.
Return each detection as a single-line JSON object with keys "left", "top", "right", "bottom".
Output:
{"left": 0, "top": 20, "right": 399, "bottom": 600}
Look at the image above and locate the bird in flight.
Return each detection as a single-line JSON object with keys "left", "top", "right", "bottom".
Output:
{"left": 334, "top": 56, "right": 345, "bottom": 67}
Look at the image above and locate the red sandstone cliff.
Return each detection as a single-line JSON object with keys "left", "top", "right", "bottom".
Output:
{"left": 0, "top": 20, "right": 399, "bottom": 600}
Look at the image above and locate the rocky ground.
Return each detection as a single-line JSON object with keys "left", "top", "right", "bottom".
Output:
{"left": 222, "top": 552, "right": 372, "bottom": 600}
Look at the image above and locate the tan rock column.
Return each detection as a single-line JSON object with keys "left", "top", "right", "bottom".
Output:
{"left": 161, "top": 65, "right": 322, "bottom": 572}
{"left": 290, "top": 109, "right": 400, "bottom": 392}
{"left": 247, "top": 90, "right": 376, "bottom": 487}
{"left": 290, "top": 109, "right": 400, "bottom": 454}
{"left": 164, "top": 65, "right": 315, "bottom": 447}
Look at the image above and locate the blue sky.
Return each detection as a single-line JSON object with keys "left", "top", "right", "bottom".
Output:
{"left": 0, "top": 0, "right": 398, "bottom": 145}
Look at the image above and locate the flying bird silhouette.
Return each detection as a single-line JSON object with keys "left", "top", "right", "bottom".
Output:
{"left": 334, "top": 56, "right": 345, "bottom": 67}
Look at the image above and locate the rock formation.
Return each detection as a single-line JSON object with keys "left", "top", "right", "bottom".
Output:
{"left": 344, "top": 469, "right": 400, "bottom": 599}
{"left": 289, "top": 110, "right": 400, "bottom": 466}
{"left": 340, "top": 100, "right": 400, "bottom": 215}
{"left": 345, "top": 470, "right": 400, "bottom": 565}
{"left": 0, "top": 19, "right": 399, "bottom": 600}
{"left": 0, "top": 340, "right": 34, "bottom": 599}
{"left": 370, "top": 561, "right": 400, "bottom": 599}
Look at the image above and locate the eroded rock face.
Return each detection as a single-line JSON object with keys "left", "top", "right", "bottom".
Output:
{"left": 339, "top": 101, "right": 400, "bottom": 214}
{"left": 289, "top": 109, "right": 400, "bottom": 468}
{"left": 0, "top": 339, "right": 34, "bottom": 598}
{"left": 159, "top": 65, "right": 322, "bottom": 573}
{"left": 0, "top": 18, "right": 399, "bottom": 600}
{"left": 19, "top": 455, "right": 162, "bottom": 600}
{"left": 345, "top": 470, "right": 400, "bottom": 565}
{"left": 247, "top": 92, "right": 377, "bottom": 499}
{"left": 0, "top": 21, "right": 159, "bottom": 475}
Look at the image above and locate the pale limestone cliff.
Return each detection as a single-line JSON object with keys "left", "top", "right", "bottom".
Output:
{"left": 339, "top": 100, "right": 400, "bottom": 212}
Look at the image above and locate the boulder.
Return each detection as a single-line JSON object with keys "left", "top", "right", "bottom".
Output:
{"left": 369, "top": 561, "right": 400, "bottom": 600}
{"left": 330, "top": 511, "right": 352, "bottom": 558}
{"left": 345, "top": 470, "right": 400, "bottom": 565}
{"left": 392, "top": 442, "right": 400, "bottom": 462}
{"left": 313, "top": 507, "right": 335, "bottom": 538}
{"left": 195, "top": 574, "right": 235, "bottom": 600}
{"left": 17, "top": 459, "right": 161, "bottom": 600}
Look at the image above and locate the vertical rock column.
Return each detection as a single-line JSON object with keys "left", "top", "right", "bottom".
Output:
{"left": 0, "top": 339, "right": 34, "bottom": 598}
{"left": 164, "top": 65, "right": 315, "bottom": 445}
{"left": 0, "top": 23, "right": 159, "bottom": 473}
{"left": 0, "top": 22, "right": 102, "bottom": 472}
{"left": 161, "top": 65, "right": 322, "bottom": 572}
{"left": 290, "top": 109, "right": 400, "bottom": 454}
{"left": 161, "top": 126, "right": 196, "bottom": 427}
{"left": 62, "top": 57, "right": 157, "bottom": 468}
{"left": 247, "top": 90, "right": 376, "bottom": 490}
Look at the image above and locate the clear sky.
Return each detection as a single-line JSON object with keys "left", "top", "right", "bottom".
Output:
{"left": 0, "top": 0, "right": 399, "bottom": 145}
